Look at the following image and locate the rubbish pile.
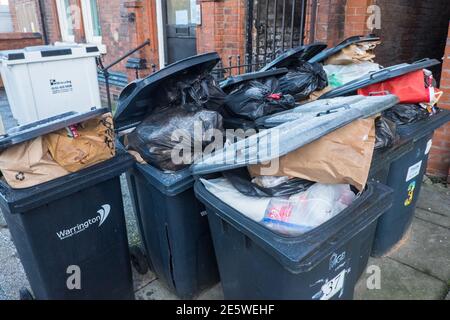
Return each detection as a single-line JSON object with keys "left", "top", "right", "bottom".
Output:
{"left": 0, "top": 111, "right": 116, "bottom": 188}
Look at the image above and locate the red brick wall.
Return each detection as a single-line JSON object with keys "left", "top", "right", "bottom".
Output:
{"left": 0, "top": 32, "right": 44, "bottom": 87}
{"left": 196, "top": 0, "right": 246, "bottom": 75}
{"left": 427, "top": 23, "right": 450, "bottom": 181}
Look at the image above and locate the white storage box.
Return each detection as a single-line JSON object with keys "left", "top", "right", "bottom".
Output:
{"left": 0, "top": 44, "right": 102, "bottom": 125}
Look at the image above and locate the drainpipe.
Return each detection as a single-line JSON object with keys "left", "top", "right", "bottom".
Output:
{"left": 38, "top": 0, "right": 49, "bottom": 44}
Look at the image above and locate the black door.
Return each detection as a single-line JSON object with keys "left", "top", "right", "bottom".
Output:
{"left": 164, "top": 0, "right": 198, "bottom": 64}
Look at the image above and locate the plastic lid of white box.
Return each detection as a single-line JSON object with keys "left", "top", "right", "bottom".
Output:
{"left": 0, "top": 44, "right": 100, "bottom": 65}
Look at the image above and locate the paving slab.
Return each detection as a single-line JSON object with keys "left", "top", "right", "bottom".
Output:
{"left": 388, "top": 218, "right": 450, "bottom": 282}
{"left": 416, "top": 184, "right": 450, "bottom": 218}
{"left": 197, "top": 284, "right": 224, "bottom": 300}
{"left": 135, "top": 279, "right": 178, "bottom": 300}
{"left": 354, "top": 257, "right": 447, "bottom": 300}
{"left": 132, "top": 269, "right": 157, "bottom": 292}
{"left": 415, "top": 208, "right": 450, "bottom": 229}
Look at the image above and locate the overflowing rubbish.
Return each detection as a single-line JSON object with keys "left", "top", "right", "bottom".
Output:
{"left": 0, "top": 112, "right": 116, "bottom": 188}
{"left": 324, "top": 40, "right": 380, "bottom": 65}
{"left": 201, "top": 177, "right": 356, "bottom": 236}
{"left": 383, "top": 104, "right": 430, "bottom": 126}
{"left": 0, "top": 136, "right": 69, "bottom": 189}
{"left": 324, "top": 62, "right": 381, "bottom": 88}
{"left": 166, "top": 72, "right": 227, "bottom": 113}
{"left": 46, "top": 113, "right": 115, "bottom": 172}
{"left": 223, "top": 167, "right": 313, "bottom": 197}
{"left": 357, "top": 69, "right": 439, "bottom": 104}
{"left": 249, "top": 117, "right": 376, "bottom": 191}
{"left": 261, "top": 183, "right": 356, "bottom": 236}
{"left": 374, "top": 116, "right": 398, "bottom": 150}
{"left": 278, "top": 62, "right": 328, "bottom": 101}
{"left": 127, "top": 105, "right": 223, "bottom": 171}
{"left": 224, "top": 79, "right": 295, "bottom": 120}
{"left": 191, "top": 95, "right": 398, "bottom": 175}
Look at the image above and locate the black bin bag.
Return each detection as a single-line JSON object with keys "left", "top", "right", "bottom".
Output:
{"left": 375, "top": 116, "right": 398, "bottom": 150}
{"left": 127, "top": 105, "right": 223, "bottom": 172}
{"left": 383, "top": 104, "right": 430, "bottom": 126}
{"left": 223, "top": 167, "right": 314, "bottom": 197}
{"left": 278, "top": 61, "right": 328, "bottom": 101}
{"left": 224, "top": 79, "right": 295, "bottom": 121}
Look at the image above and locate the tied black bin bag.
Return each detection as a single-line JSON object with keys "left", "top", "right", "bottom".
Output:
{"left": 278, "top": 62, "right": 328, "bottom": 101}
{"left": 0, "top": 109, "right": 135, "bottom": 300}
{"left": 114, "top": 53, "right": 223, "bottom": 299}
{"left": 224, "top": 79, "right": 295, "bottom": 121}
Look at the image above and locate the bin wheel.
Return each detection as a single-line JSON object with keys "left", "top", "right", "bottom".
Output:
{"left": 19, "top": 288, "right": 34, "bottom": 300}
{"left": 130, "top": 245, "right": 149, "bottom": 275}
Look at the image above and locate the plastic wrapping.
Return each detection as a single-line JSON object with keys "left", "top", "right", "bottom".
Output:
{"left": 200, "top": 177, "right": 356, "bottom": 236}
{"left": 375, "top": 116, "right": 398, "bottom": 150}
{"left": 223, "top": 167, "right": 313, "bottom": 197}
{"left": 127, "top": 105, "right": 223, "bottom": 171}
{"left": 262, "top": 184, "right": 356, "bottom": 236}
{"left": 224, "top": 79, "right": 295, "bottom": 120}
{"left": 323, "top": 62, "right": 381, "bottom": 88}
{"left": 278, "top": 62, "right": 328, "bottom": 101}
{"left": 383, "top": 104, "right": 430, "bottom": 126}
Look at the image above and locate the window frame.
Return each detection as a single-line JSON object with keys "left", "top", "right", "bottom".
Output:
{"left": 55, "top": 0, "right": 75, "bottom": 43}
{"left": 80, "top": 0, "right": 102, "bottom": 45}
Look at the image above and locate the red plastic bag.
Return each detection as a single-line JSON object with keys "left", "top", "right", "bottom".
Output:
{"left": 357, "top": 70, "right": 432, "bottom": 104}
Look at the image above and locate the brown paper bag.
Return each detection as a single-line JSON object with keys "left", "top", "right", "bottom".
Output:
{"left": 325, "top": 41, "right": 380, "bottom": 65}
{"left": 45, "top": 113, "right": 116, "bottom": 172}
{"left": 249, "top": 117, "right": 376, "bottom": 191}
{"left": 0, "top": 136, "right": 69, "bottom": 189}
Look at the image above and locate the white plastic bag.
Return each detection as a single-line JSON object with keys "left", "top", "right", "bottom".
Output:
{"left": 324, "top": 62, "right": 381, "bottom": 88}
{"left": 201, "top": 178, "right": 356, "bottom": 236}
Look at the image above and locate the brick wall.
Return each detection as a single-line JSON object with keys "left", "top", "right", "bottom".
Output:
{"left": 196, "top": 0, "right": 246, "bottom": 75}
{"left": 0, "top": 32, "right": 44, "bottom": 87}
{"left": 427, "top": 23, "right": 450, "bottom": 181}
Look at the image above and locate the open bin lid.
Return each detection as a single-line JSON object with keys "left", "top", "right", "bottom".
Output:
{"left": 191, "top": 95, "right": 399, "bottom": 175}
{"left": 259, "top": 43, "right": 327, "bottom": 72}
{"left": 319, "top": 58, "right": 441, "bottom": 99}
{"left": 220, "top": 68, "right": 288, "bottom": 91}
{"left": 0, "top": 108, "right": 108, "bottom": 151}
{"left": 308, "top": 34, "right": 380, "bottom": 63}
{"left": 114, "top": 52, "right": 221, "bottom": 131}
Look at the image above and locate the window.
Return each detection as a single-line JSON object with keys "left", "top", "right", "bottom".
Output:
{"left": 55, "top": 0, "right": 75, "bottom": 42}
{"left": 0, "top": 0, "right": 13, "bottom": 33}
{"left": 80, "top": 0, "right": 102, "bottom": 44}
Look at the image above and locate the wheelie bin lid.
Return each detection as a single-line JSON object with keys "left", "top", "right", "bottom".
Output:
{"left": 190, "top": 94, "right": 399, "bottom": 175}
{"left": 219, "top": 68, "right": 288, "bottom": 91}
{"left": 0, "top": 108, "right": 107, "bottom": 151}
{"left": 194, "top": 179, "right": 393, "bottom": 273}
{"left": 114, "top": 52, "right": 221, "bottom": 131}
{"left": 259, "top": 43, "right": 327, "bottom": 72}
{"left": 308, "top": 34, "right": 380, "bottom": 63}
{"left": 319, "top": 58, "right": 441, "bottom": 99}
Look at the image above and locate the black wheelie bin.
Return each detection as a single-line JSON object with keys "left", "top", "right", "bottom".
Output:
{"left": 0, "top": 108, "right": 135, "bottom": 300}
{"left": 113, "top": 53, "right": 221, "bottom": 299}
{"left": 319, "top": 58, "right": 450, "bottom": 256}
{"left": 190, "top": 95, "right": 399, "bottom": 299}
{"left": 308, "top": 34, "right": 380, "bottom": 64}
